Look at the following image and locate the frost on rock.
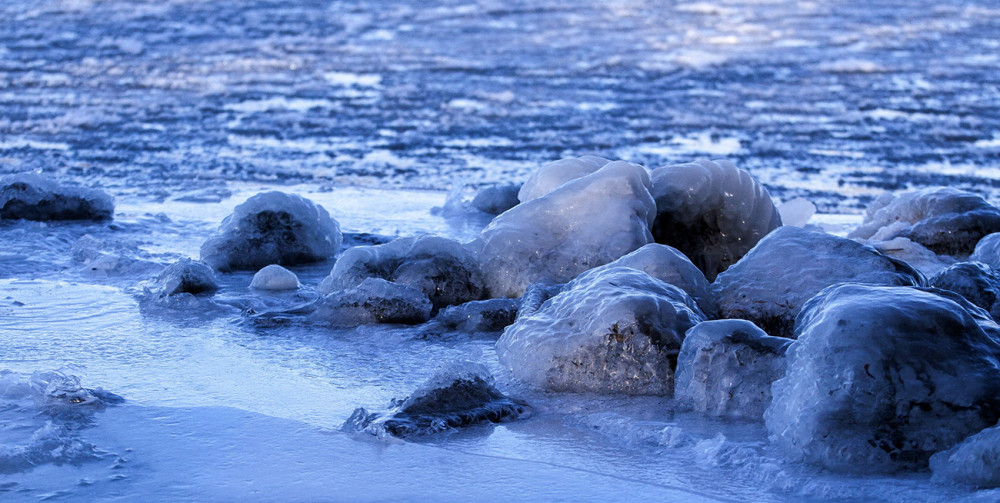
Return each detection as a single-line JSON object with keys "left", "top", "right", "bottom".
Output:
{"left": 497, "top": 267, "right": 706, "bottom": 395}
{"left": 343, "top": 362, "right": 531, "bottom": 438}
{"left": 971, "top": 232, "right": 1000, "bottom": 270}
{"left": 314, "top": 277, "right": 432, "bottom": 326}
{"left": 0, "top": 173, "right": 114, "bottom": 222}
{"left": 152, "top": 258, "right": 218, "bottom": 297}
{"left": 432, "top": 298, "right": 520, "bottom": 333}
{"left": 476, "top": 161, "right": 655, "bottom": 298}
{"left": 320, "top": 235, "right": 483, "bottom": 310}
{"left": 674, "top": 320, "right": 791, "bottom": 420}
{"left": 712, "top": 226, "right": 923, "bottom": 338}
{"left": 848, "top": 187, "right": 1000, "bottom": 257}
{"left": 200, "top": 191, "right": 341, "bottom": 272}
{"left": 650, "top": 159, "right": 781, "bottom": 281}
{"left": 930, "top": 262, "right": 1000, "bottom": 319}
{"left": 765, "top": 284, "right": 1000, "bottom": 472}
{"left": 930, "top": 423, "right": 1000, "bottom": 488}
{"left": 250, "top": 264, "right": 300, "bottom": 291}
{"left": 471, "top": 183, "right": 521, "bottom": 215}
{"left": 517, "top": 155, "right": 609, "bottom": 203}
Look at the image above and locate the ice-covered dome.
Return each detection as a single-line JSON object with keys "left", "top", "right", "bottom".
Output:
{"left": 517, "top": 155, "right": 610, "bottom": 203}
{"left": 0, "top": 173, "right": 114, "bottom": 222}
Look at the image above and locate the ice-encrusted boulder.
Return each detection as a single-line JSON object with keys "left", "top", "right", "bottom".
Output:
{"left": 471, "top": 183, "right": 521, "bottom": 215}
{"left": 930, "top": 423, "right": 1000, "bottom": 488}
{"left": 497, "top": 267, "right": 706, "bottom": 395}
{"left": 431, "top": 298, "right": 520, "bottom": 333}
{"left": 674, "top": 320, "right": 791, "bottom": 420}
{"left": 152, "top": 258, "right": 218, "bottom": 296}
{"left": 476, "top": 161, "right": 655, "bottom": 298}
{"left": 517, "top": 155, "right": 609, "bottom": 202}
{"left": 971, "top": 232, "right": 1000, "bottom": 269}
{"left": 200, "top": 191, "right": 341, "bottom": 272}
{"left": 314, "top": 278, "right": 432, "bottom": 326}
{"left": 713, "top": 226, "right": 923, "bottom": 338}
{"left": 320, "top": 235, "right": 484, "bottom": 310}
{"left": 0, "top": 173, "right": 114, "bottom": 222}
{"left": 868, "top": 236, "right": 956, "bottom": 277}
{"left": 930, "top": 262, "right": 1000, "bottom": 319}
{"left": 765, "top": 284, "right": 1000, "bottom": 472}
{"left": 250, "top": 264, "right": 300, "bottom": 291}
{"left": 650, "top": 159, "right": 781, "bottom": 281}
{"left": 849, "top": 187, "right": 1000, "bottom": 256}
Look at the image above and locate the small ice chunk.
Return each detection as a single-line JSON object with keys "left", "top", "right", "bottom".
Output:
{"left": 849, "top": 187, "right": 1000, "bottom": 256}
{"left": 201, "top": 191, "right": 341, "bottom": 272}
{"left": 930, "top": 423, "right": 1000, "bottom": 488}
{"left": 930, "top": 261, "right": 1000, "bottom": 319}
{"left": 766, "top": 284, "right": 1000, "bottom": 472}
{"left": 152, "top": 258, "right": 218, "bottom": 296}
{"left": 777, "top": 198, "right": 816, "bottom": 227}
{"left": 517, "top": 155, "right": 609, "bottom": 202}
{"left": 0, "top": 173, "right": 114, "bottom": 222}
{"left": 471, "top": 183, "right": 521, "bottom": 215}
{"left": 314, "top": 277, "right": 432, "bottom": 326}
{"left": 476, "top": 161, "right": 655, "bottom": 298}
{"left": 497, "top": 267, "right": 706, "bottom": 395}
{"left": 713, "top": 226, "right": 923, "bottom": 338}
{"left": 250, "top": 264, "right": 300, "bottom": 291}
{"left": 432, "top": 298, "right": 520, "bottom": 332}
{"left": 650, "top": 159, "right": 782, "bottom": 281}
{"left": 971, "top": 232, "right": 1000, "bottom": 269}
{"left": 674, "top": 319, "right": 791, "bottom": 419}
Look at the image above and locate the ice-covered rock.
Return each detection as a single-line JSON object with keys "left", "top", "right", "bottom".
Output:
{"left": 869, "top": 236, "right": 956, "bottom": 277}
{"left": 930, "top": 261, "right": 1000, "bottom": 319}
{"left": 650, "top": 159, "right": 781, "bottom": 281}
{"left": 431, "top": 298, "right": 520, "bottom": 332}
{"left": 674, "top": 320, "right": 791, "bottom": 420}
{"left": 343, "top": 362, "right": 531, "bottom": 438}
{"left": 515, "top": 282, "right": 564, "bottom": 320}
{"left": 152, "top": 258, "right": 218, "bottom": 297}
{"left": 476, "top": 161, "right": 655, "bottom": 298}
{"left": 497, "top": 267, "right": 706, "bottom": 395}
{"left": 250, "top": 264, "right": 300, "bottom": 291}
{"left": 0, "top": 173, "right": 114, "bottom": 222}
{"left": 971, "top": 232, "right": 1000, "bottom": 270}
{"left": 314, "top": 278, "right": 432, "bottom": 326}
{"left": 713, "top": 226, "right": 923, "bottom": 338}
{"left": 200, "top": 191, "right": 341, "bottom": 272}
{"left": 471, "top": 183, "right": 521, "bottom": 215}
{"left": 849, "top": 187, "right": 1000, "bottom": 256}
{"left": 930, "top": 423, "right": 1000, "bottom": 488}
{"left": 765, "top": 284, "right": 1000, "bottom": 472}
{"left": 321, "top": 235, "right": 483, "bottom": 310}
{"left": 517, "top": 155, "right": 609, "bottom": 202}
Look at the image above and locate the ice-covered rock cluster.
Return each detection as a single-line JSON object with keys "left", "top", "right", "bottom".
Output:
{"left": 0, "top": 173, "right": 114, "bottom": 222}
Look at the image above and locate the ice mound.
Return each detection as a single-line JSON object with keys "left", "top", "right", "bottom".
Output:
{"left": 471, "top": 183, "right": 521, "bottom": 214}
{"left": 869, "top": 236, "right": 956, "bottom": 277}
{"left": 849, "top": 187, "right": 1000, "bottom": 256}
{"left": 765, "top": 284, "right": 1000, "bottom": 472}
{"left": 320, "top": 235, "right": 483, "bottom": 310}
{"left": 930, "top": 262, "right": 1000, "bottom": 319}
{"left": 713, "top": 226, "right": 923, "bottom": 338}
{"left": 151, "top": 258, "right": 218, "bottom": 297}
{"left": 314, "top": 277, "right": 432, "bottom": 326}
{"left": 0, "top": 173, "right": 114, "bottom": 222}
{"left": 971, "top": 232, "right": 1000, "bottom": 269}
{"left": 674, "top": 320, "right": 791, "bottom": 420}
{"left": 776, "top": 197, "right": 816, "bottom": 227}
{"left": 497, "top": 267, "right": 706, "bottom": 395}
{"left": 650, "top": 159, "right": 781, "bottom": 281}
{"left": 250, "top": 264, "right": 300, "bottom": 291}
{"left": 476, "top": 161, "right": 655, "bottom": 298}
{"left": 431, "top": 298, "right": 520, "bottom": 332}
{"left": 343, "top": 362, "right": 531, "bottom": 438}
{"left": 200, "top": 191, "right": 341, "bottom": 272}
{"left": 517, "top": 155, "right": 609, "bottom": 202}
{"left": 930, "top": 423, "right": 1000, "bottom": 487}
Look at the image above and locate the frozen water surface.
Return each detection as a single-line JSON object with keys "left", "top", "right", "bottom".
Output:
{"left": 2, "top": 0, "right": 1000, "bottom": 501}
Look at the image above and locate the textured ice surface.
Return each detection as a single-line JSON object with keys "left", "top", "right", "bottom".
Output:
{"left": 869, "top": 236, "right": 957, "bottom": 277}
{"left": 971, "top": 232, "right": 1000, "bottom": 270}
{"left": 517, "top": 155, "right": 609, "bottom": 202}
{"left": 674, "top": 320, "right": 791, "bottom": 420}
{"left": 497, "top": 267, "right": 705, "bottom": 395}
{"left": 930, "top": 262, "right": 1000, "bottom": 319}
{"left": 471, "top": 183, "right": 521, "bottom": 215}
{"left": 476, "top": 161, "right": 655, "bottom": 298}
{"left": 713, "top": 226, "right": 923, "bottom": 338}
{"left": 849, "top": 188, "right": 1000, "bottom": 256}
{"left": 650, "top": 159, "right": 781, "bottom": 281}
{"left": 201, "top": 191, "right": 341, "bottom": 272}
{"left": 72, "top": 234, "right": 164, "bottom": 278}
{"left": 250, "top": 264, "right": 300, "bottom": 291}
{"left": 315, "top": 277, "right": 432, "bottom": 326}
{"left": 152, "top": 258, "right": 218, "bottom": 297}
{"left": 766, "top": 284, "right": 1000, "bottom": 472}
{"left": 0, "top": 173, "right": 113, "bottom": 222}
{"left": 321, "top": 235, "right": 483, "bottom": 310}
{"left": 431, "top": 298, "right": 520, "bottom": 333}
{"left": 930, "top": 423, "right": 1000, "bottom": 488}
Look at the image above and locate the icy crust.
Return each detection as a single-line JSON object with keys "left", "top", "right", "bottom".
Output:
{"left": 765, "top": 284, "right": 1000, "bottom": 472}
{"left": 712, "top": 226, "right": 923, "bottom": 338}
{"left": 0, "top": 173, "right": 114, "bottom": 222}
{"left": 250, "top": 264, "right": 300, "bottom": 291}
{"left": 649, "top": 159, "right": 781, "bottom": 281}
{"left": 343, "top": 362, "right": 531, "bottom": 438}
{"left": 471, "top": 183, "right": 521, "bottom": 215}
{"left": 151, "top": 258, "right": 218, "bottom": 297}
{"left": 517, "top": 155, "right": 609, "bottom": 203}
{"left": 200, "top": 191, "right": 341, "bottom": 272}
{"left": 674, "top": 320, "right": 791, "bottom": 420}
{"left": 431, "top": 298, "right": 520, "bottom": 333}
{"left": 497, "top": 267, "right": 706, "bottom": 395}
{"left": 869, "top": 236, "right": 956, "bottom": 277}
{"left": 314, "top": 277, "right": 432, "bottom": 326}
{"left": 930, "top": 262, "right": 1000, "bottom": 319}
{"left": 476, "top": 161, "right": 655, "bottom": 298}
{"left": 930, "top": 423, "right": 1000, "bottom": 488}
{"left": 320, "top": 235, "right": 483, "bottom": 310}
{"left": 971, "top": 232, "right": 1000, "bottom": 269}
{"left": 849, "top": 187, "right": 1000, "bottom": 257}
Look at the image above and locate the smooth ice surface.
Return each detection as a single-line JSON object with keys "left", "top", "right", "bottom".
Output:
{"left": 0, "top": 173, "right": 113, "bottom": 222}
{"left": 971, "top": 233, "right": 1000, "bottom": 270}
{"left": 930, "top": 262, "right": 1000, "bottom": 319}
{"left": 250, "top": 264, "right": 300, "bottom": 291}
{"left": 471, "top": 183, "right": 521, "bottom": 215}
{"left": 517, "top": 155, "right": 610, "bottom": 202}
{"left": 930, "top": 423, "right": 1000, "bottom": 488}
{"left": 315, "top": 277, "right": 433, "bottom": 326}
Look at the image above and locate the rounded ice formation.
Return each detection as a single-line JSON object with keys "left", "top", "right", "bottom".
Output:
{"left": 0, "top": 173, "right": 114, "bottom": 222}
{"left": 471, "top": 183, "right": 521, "bottom": 215}
{"left": 200, "top": 191, "right": 341, "bottom": 272}
{"left": 476, "top": 161, "right": 655, "bottom": 298}
{"left": 712, "top": 226, "right": 923, "bottom": 338}
{"left": 250, "top": 264, "right": 300, "bottom": 291}
{"left": 153, "top": 258, "right": 218, "bottom": 296}
{"left": 649, "top": 159, "right": 781, "bottom": 281}
{"left": 930, "top": 261, "right": 1000, "bottom": 319}
{"left": 432, "top": 298, "right": 520, "bottom": 333}
{"left": 517, "top": 155, "right": 609, "bottom": 203}
{"left": 315, "top": 277, "right": 432, "bottom": 326}
{"left": 674, "top": 320, "right": 791, "bottom": 420}
{"left": 497, "top": 267, "right": 706, "bottom": 395}
{"left": 848, "top": 187, "right": 1000, "bottom": 256}
{"left": 930, "top": 423, "right": 1000, "bottom": 488}
{"left": 970, "top": 232, "right": 1000, "bottom": 269}
{"left": 321, "top": 235, "right": 484, "bottom": 310}
{"left": 765, "top": 284, "right": 1000, "bottom": 472}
